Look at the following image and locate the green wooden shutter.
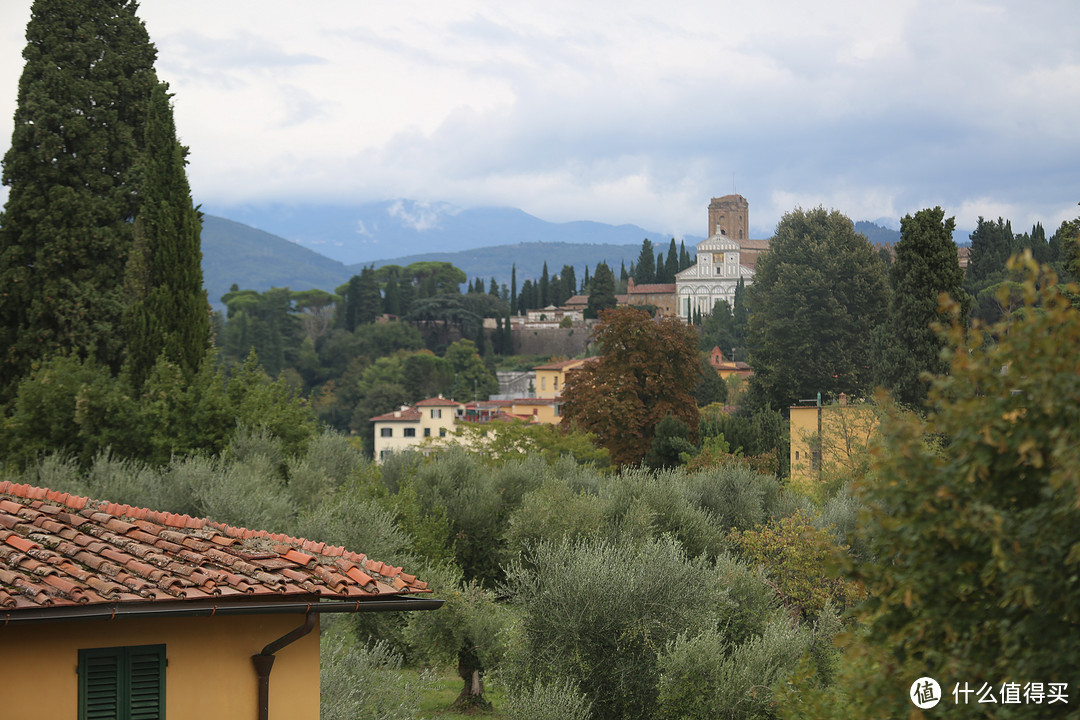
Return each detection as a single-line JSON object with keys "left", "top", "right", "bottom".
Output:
{"left": 80, "top": 649, "right": 121, "bottom": 720}
{"left": 79, "top": 645, "right": 166, "bottom": 720}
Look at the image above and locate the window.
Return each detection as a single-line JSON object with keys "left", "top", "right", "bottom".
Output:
{"left": 431, "top": 409, "right": 442, "bottom": 419}
{"left": 79, "top": 644, "right": 165, "bottom": 720}
{"left": 424, "top": 428, "right": 431, "bottom": 437}
{"left": 439, "top": 428, "right": 447, "bottom": 437}
{"left": 541, "top": 377, "right": 546, "bottom": 391}
{"left": 380, "top": 450, "right": 391, "bottom": 459}
{"left": 553, "top": 377, "right": 559, "bottom": 391}
{"left": 380, "top": 428, "right": 393, "bottom": 437}
{"left": 404, "top": 428, "right": 416, "bottom": 437}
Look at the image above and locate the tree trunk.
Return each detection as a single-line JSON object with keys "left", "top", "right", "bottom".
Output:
{"left": 452, "top": 645, "right": 491, "bottom": 712}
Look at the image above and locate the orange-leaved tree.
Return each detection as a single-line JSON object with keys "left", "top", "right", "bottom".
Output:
{"left": 561, "top": 307, "right": 701, "bottom": 468}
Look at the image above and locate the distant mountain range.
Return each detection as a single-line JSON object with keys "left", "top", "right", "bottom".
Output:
{"left": 198, "top": 202, "right": 924, "bottom": 307}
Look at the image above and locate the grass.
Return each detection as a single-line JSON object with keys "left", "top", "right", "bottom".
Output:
{"left": 411, "top": 666, "right": 510, "bottom": 720}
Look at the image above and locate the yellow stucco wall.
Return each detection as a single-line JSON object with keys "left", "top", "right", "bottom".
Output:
{"left": 0, "top": 611, "right": 320, "bottom": 719}
{"left": 509, "top": 400, "right": 560, "bottom": 424}
{"left": 789, "top": 403, "right": 878, "bottom": 487}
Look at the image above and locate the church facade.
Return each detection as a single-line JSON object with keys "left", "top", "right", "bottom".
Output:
{"left": 675, "top": 195, "right": 756, "bottom": 320}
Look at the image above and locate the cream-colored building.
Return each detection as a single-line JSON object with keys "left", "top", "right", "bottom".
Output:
{"left": 676, "top": 195, "right": 755, "bottom": 321}
{"left": 532, "top": 357, "right": 597, "bottom": 399}
{"left": 371, "top": 396, "right": 463, "bottom": 462}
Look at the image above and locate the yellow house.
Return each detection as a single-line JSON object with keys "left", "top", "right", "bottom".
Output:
{"left": 533, "top": 358, "right": 597, "bottom": 399}
{"left": 0, "top": 482, "right": 439, "bottom": 720}
{"left": 371, "top": 396, "right": 464, "bottom": 462}
{"left": 789, "top": 396, "right": 879, "bottom": 487}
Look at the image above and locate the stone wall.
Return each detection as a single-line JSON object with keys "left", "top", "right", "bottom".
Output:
{"left": 512, "top": 325, "right": 594, "bottom": 356}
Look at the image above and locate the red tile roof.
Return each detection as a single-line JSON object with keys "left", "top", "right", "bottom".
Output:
{"left": 370, "top": 408, "right": 422, "bottom": 422}
{"left": 533, "top": 358, "right": 593, "bottom": 371}
{"left": 413, "top": 397, "right": 462, "bottom": 407}
{"left": 0, "top": 482, "right": 430, "bottom": 614}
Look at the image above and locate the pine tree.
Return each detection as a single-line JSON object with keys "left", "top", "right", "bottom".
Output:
{"left": 124, "top": 81, "right": 210, "bottom": 387}
{"left": 0, "top": 0, "right": 158, "bottom": 400}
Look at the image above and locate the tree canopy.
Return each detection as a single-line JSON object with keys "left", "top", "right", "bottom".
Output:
{"left": 872, "top": 207, "right": 969, "bottom": 408}
{"left": 746, "top": 207, "right": 889, "bottom": 409}
{"left": 561, "top": 307, "right": 701, "bottom": 467}
{"left": 0, "top": 0, "right": 159, "bottom": 400}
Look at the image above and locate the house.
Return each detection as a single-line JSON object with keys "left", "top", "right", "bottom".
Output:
{"left": 0, "top": 481, "right": 439, "bottom": 720}
{"left": 371, "top": 396, "right": 463, "bottom": 462}
{"left": 532, "top": 357, "right": 597, "bottom": 399}
{"left": 789, "top": 395, "right": 879, "bottom": 487}
{"left": 708, "top": 346, "right": 753, "bottom": 380}
{"left": 460, "top": 397, "right": 563, "bottom": 425}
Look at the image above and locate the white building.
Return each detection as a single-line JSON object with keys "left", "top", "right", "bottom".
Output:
{"left": 370, "top": 396, "right": 462, "bottom": 462}
{"left": 675, "top": 195, "right": 756, "bottom": 320}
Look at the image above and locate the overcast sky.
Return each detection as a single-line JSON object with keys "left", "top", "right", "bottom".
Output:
{"left": 1, "top": 0, "right": 1078, "bottom": 240}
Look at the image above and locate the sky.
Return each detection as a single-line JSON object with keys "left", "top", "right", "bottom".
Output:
{"left": 1, "top": 0, "right": 1078, "bottom": 242}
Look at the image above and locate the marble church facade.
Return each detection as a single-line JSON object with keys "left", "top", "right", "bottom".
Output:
{"left": 675, "top": 195, "right": 756, "bottom": 320}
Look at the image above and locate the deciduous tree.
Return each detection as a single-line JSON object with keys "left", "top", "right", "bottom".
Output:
{"left": 562, "top": 307, "right": 702, "bottom": 467}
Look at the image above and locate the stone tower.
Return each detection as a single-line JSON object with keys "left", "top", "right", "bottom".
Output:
{"left": 707, "top": 195, "right": 749, "bottom": 240}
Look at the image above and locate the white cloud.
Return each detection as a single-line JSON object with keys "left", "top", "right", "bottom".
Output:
{"left": 1, "top": 0, "right": 1078, "bottom": 242}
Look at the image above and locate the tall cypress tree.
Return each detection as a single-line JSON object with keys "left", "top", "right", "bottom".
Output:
{"left": 124, "top": 81, "right": 210, "bottom": 387}
{"left": 540, "top": 262, "right": 550, "bottom": 307}
{"left": 635, "top": 239, "right": 656, "bottom": 284}
{"left": 586, "top": 262, "right": 617, "bottom": 319}
{"left": 679, "top": 241, "right": 692, "bottom": 271}
{"left": 0, "top": 0, "right": 158, "bottom": 400}
{"left": 510, "top": 263, "right": 517, "bottom": 315}
{"left": 873, "top": 207, "right": 969, "bottom": 408}
{"left": 665, "top": 239, "right": 679, "bottom": 280}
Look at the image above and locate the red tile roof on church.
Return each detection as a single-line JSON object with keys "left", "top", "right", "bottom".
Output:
{"left": 0, "top": 482, "right": 430, "bottom": 614}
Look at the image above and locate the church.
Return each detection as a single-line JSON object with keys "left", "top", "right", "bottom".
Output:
{"left": 675, "top": 195, "right": 756, "bottom": 321}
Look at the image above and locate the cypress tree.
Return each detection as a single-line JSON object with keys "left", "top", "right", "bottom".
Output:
{"left": 510, "top": 263, "right": 517, "bottom": 314}
{"left": 0, "top": 0, "right": 158, "bottom": 400}
{"left": 655, "top": 251, "right": 666, "bottom": 282}
{"left": 586, "top": 262, "right": 617, "bottom": 319}
{"left": 665, "top": 239, "right": 679, "bottom": 280}
{"left": 124, "top": 80, "right": 210, "bottom": 387}
{"left": 383, "top": 268, "right": 402, "bottom": 316}
{"left": 540, "top": 262, "right": 550, "bottom": 307}
{"left": 635, "top": 239, "right": 655, "bottom": 284}
{"left": 679, "top": 241, "right": 692, "bottom": 271}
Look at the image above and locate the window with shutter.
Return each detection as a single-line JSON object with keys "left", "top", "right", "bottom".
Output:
{"left": 79, "top": 645, "right": 166, "bottom": 720}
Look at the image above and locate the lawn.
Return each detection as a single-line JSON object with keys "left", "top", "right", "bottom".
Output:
{"left": 413, "top": 666, "right": 509, "bottom": 720}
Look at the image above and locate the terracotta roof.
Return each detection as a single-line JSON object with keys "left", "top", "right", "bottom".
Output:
{"left": 0, "top": 482, "right": 430, "bottom": 614}
{"left": 370, "top": 408, "right": 422, "bottom": 422}
{"left": 414, "top": 397, "right": 462, "bottom": 407}
{"left": 533, "top": 358, "right": 589, "bottom": 371}
{"left": 563, "top": 295, "right": 589, "bottom": 306}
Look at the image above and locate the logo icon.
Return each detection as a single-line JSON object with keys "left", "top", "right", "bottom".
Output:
{"left": 911, "top": 677, "right": 942, "bottom": 709}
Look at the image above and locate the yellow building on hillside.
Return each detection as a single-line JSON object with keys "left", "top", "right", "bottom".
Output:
{"left": 533, "top": 357, "right": 597, "bottom": 399}
{"left": 789, "top": 395, "right": 879, "bottom": 487}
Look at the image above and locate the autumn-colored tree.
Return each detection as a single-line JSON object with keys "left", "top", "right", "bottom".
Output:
{"left": 561, "top": 307, "right": 702, "bottom": 467}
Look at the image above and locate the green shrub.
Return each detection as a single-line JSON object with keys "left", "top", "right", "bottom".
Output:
{"left": 507, "top": 679, "right": 592, "bottom": 720}
{"left": 502, "top": 536, "right": 721, "bottom": 720}
{"left": 657, "top": 619, "right": 810, "bottom": 720}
